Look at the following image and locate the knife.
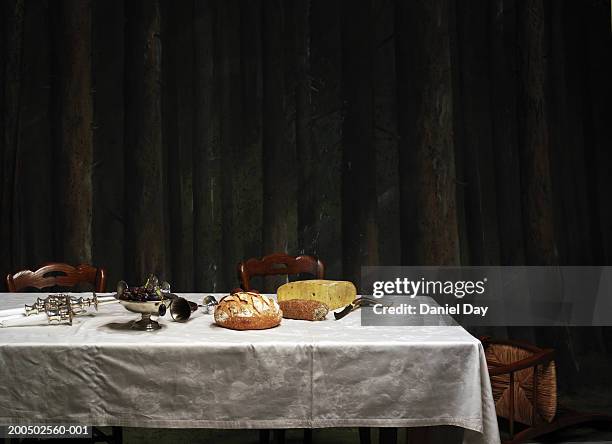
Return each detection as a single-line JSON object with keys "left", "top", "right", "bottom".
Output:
{"left": 334, "top": 297, "right": 382, "bottom": 320}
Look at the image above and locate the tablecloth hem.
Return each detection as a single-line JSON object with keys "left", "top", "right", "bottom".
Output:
{"left": 0, "top": 416, "right": 484, "bottom": 432}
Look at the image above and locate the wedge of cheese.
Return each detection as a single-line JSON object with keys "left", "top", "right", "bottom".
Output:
{"left": 276, "top": 280, "right": 356, "bottom": 310}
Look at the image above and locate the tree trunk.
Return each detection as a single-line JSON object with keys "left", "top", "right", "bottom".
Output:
{"left": 547, "top": 0, "right": 592, "bottom": 266}
{"left": 193, "top": 0, "right": 224, "bottom": 292}
{"left": 0, "top": 0, "right": 24, "bottom": 282}
{"left": 454, "top": 0, "right": 500, "bottom": 266}
{"left": 308, "top": 0, "right": 343, "bottom": 279}
{"left": 0, "top": 3, "right": 3, "bottom": 208}
{"left": 124, "top": 0, "right": 166, "bottom": 283}
{"left": 163, "top": 0, "right": 194, "bottom": 291}
{"left": 553, "top": 0, "right": 606, "bottom": 359}
{"left": 216, "top": 0, "right": 243, "bottom": 289}
{"left": 490, "top": 0, "right": 525, "bottom": 267}
{"left": 581, "top": 0, "right": 612, "bottom": 353}
{"left": 262, "top": 0, "right": 298, "bottom": 290}
{"left": 583, "top": 0, "right": 612, "bottom": 265}
{"left": 236, "top": 0, "right": 263, "bottom": 273}
{"left": 341, "top": 0, "right": 378, "bottom": 288}
{"left": 489, "top": 0, "right": 533, "bottom": 343}
{"left": 517, "top": 0, "right": 557, "bottom": 266}
{"left": 450, "top": 0, "right": 470, "bottom": 267}
{"left": 13, "top": 0, "right": 53, "bottom": 269}
{"left": 373, "top": 0, "right": 401, "bottom": 267}
{"left": 454, "top": 0, "right": 508, "bottom": 339}
{"left": 92, "top": 0, "right": 125, "bottom": 287}
{"left": 55, "top": 0, "right": 93, "bottom": 265}
{"left": 295, "top": 0, "right": 316, "bottom": 257}
{"left": 282, "top": 0, "right": 298, "bottom": 265}
{"left": 517, "top": 0, "right": 582, "bottom": 390}
{"left": 396, "top": 0, "right": 460, "bottom": 265}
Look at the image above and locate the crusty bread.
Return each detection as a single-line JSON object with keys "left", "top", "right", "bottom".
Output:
{"left": 214, "top": 291, "right": 282, "bottom": 330}
{"left": 278, "top": 299, "right": 328, "bottom": 321}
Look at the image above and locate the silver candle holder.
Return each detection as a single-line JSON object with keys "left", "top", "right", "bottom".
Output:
{"left": 2, "top": 293, "right": 119, "bottom": 326}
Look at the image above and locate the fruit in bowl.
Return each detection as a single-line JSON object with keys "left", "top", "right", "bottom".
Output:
{"left": 116, "top": 275, "right": 171, "bottom": 302}
{"left": 115, "top": 275, "right": 173, "bottom": 330}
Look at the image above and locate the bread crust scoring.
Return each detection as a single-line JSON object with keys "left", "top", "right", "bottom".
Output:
{"left": 214, "top": 291, "right": 282, "bottom": 330}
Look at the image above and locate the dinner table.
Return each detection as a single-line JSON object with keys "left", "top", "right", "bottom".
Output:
{"left": 0, "top": 292, "right": 501, "bottom": 444}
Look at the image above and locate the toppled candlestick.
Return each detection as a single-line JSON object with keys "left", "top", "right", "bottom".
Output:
{"left": 0, "top": 293, "right": 118, "bottom": 327}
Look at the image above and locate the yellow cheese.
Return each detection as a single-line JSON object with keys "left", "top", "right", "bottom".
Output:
{"left": 276, "top": 280, "right": 356, "bottom": 310}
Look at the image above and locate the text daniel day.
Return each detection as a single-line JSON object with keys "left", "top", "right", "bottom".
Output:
{"left": 372, "top": 303, "right": 489, "bottom": 317}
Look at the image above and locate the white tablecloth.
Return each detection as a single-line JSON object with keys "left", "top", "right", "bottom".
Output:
{"left": 0, "top": 293, "right": 500, "bottom": 444}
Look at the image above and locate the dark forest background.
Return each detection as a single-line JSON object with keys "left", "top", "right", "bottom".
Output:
{"left": 1, "top": 0, "right": 612, "bottom": 393}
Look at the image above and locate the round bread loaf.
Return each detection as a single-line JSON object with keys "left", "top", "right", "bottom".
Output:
{"left": 214, "top": 291, "right": 282, "bottom": 330}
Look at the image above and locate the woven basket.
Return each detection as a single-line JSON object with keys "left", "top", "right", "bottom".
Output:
{"left": 486, "top": 343, "right": 557, "bottom": 425}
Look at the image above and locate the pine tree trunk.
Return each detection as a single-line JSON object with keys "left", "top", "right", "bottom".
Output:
{"left": 295, "top": 0, "right": 316, "bottom": 257}
{"left": 14, "top": 0, "right": 54, "bottom": 269}
{"left": 262, "top": 0, "right": 298, "bottom": 289}
{"left": 216, "top": 0, "right": 243, "bottom": 289}
{"left": 373, "top": 0, "right": 401, "bottom": 267}
{"left": 517, "top": 0, "right": 557, "bottom": 266}
{"left": 308, "top": 0, "right": 343, "bottom": 279}
{"left": 341, "top": 0, "right": 378, "bottom": 287}
{"left": 0, "top": 0, "right": 24, "bottom": 281}
{"left": 193, "top": 0, "right": 224, "bottom": 292}
{"left": 235, "top": 0, "right": 263, "bottom": 277}
{"left": 454, "top": 0, "right": 500, "bottom": 265}
{"left": 124, "top": 0, "right": 166, "bottom": 283}
{"left": 92, "top": 0, "right": 125, "bottom": 287}
{"left": 56, "top": 0, "right": 93, "bottom": 265}
{"left": 517, "top": 0, "right": 583, "bottom": 389}
{"left": 490, "top": 0, "right": 525, "bottom": 266}
{"left": 163, "top": 0, "right": 194, "bottom": 291}
{"left": 581, "top": 0, "right": 612, "bottom": 353}
{"left": 489, "top": 0, "right": 534, "bottom": 343}
{"left": 583, "top": 0, "right": 612, "bottom": 264}
{"left": 396, "top": 0, "right": 460, "bottom": 265}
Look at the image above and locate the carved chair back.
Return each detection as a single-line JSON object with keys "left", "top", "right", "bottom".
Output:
{"left": 237, "top": 253, "right": 325, "bottom": 291}
{"left": 6, "top": 263, "right": 107, "bottom": 292}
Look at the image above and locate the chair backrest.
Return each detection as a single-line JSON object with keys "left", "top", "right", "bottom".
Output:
{"left": 482, "top": 338, "right": 557, "bottom": 426}
{"left": 6, "top": 263, "right": 107, "bottom": 292}
{"left": 237, "top": 253, "right": 325, "bottom": 291}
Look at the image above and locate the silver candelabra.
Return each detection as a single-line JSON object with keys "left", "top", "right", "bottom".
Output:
{"left": 0, "top": 293, "right": 118, "bottom": 327}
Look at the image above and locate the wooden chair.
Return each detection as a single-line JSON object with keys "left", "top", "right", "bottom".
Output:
{"left": 237, "top": 253, "right": 325, "bottom": 291}
{"left": 6, "top": 263, "right": 107, "bottom": 292}
{"left": 242, "top": 254, "right": 370, "bottom": 444}
{"left": 6, "top": 262, "right": 118, "bottom": 443}
{"left": 240, "top": 254, "right": 323, "bottom": 444}
{"left": 481, "top": 336, "right": 612, "bottom": 444}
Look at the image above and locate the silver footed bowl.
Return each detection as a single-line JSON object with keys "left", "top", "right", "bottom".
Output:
{"left": 119, "top": 299, "right": 168, "bottom": 315}
{"left": 118, "top": 299, "right": 168, "bottom": 331}
{"left": 115, "top": 278, "right": 173, "bottom": 331}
